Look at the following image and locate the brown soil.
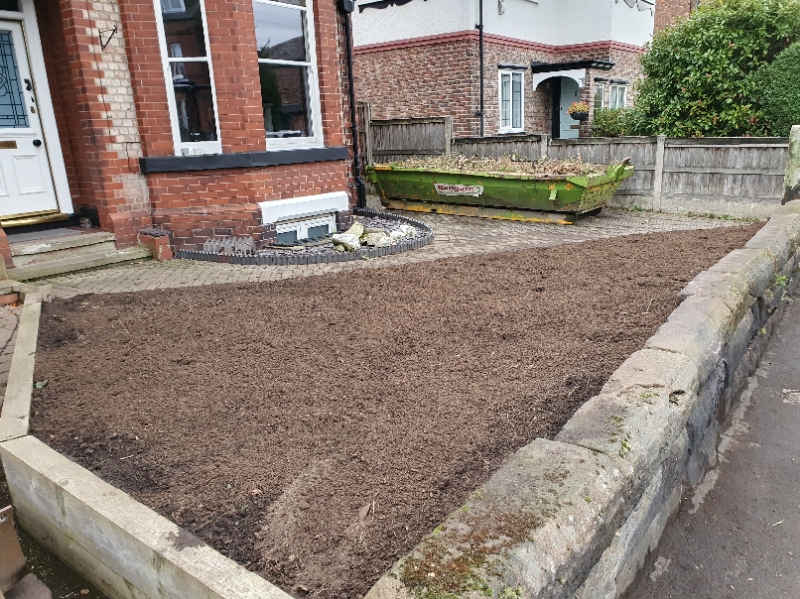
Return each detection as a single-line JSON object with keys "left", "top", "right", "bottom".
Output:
{"left": 30, "top": 225, "right": 760, "bottom": 599}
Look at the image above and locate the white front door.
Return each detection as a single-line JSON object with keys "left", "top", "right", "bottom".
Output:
{"left": 0, "top": 20, "right": 58, "bottom": 219}
{"left": 559, "top": 78, "right": 580, "bottom": 140}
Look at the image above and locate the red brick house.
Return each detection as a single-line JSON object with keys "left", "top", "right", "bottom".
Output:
{"left": 0, "top": 0, "right": 361, "bottom": 257}
{"left": 353, "top": 0, "right": 655, "bottom": 139}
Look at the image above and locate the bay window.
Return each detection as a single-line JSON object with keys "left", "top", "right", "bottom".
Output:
{"left": 610, "top": 84, "right": 627, "bottom": 109}
{"left": 155, "top": 0, "right": 221, "bottom": 155}
{"left": 253, "top": 0, "right": 323, "bottom": 149}
{"left": 499, "top": 70, "right": 524, "bottom": 133}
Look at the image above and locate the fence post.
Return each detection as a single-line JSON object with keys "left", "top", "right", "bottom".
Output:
{"left": 444, "top": 116, "right": 453, "bottom": 154}
{"left": 784, "top": 125, "right": 800, "bottom": 205}
{"left": 540, "top": 134, "right": 549, "bottom": 159}
{"left": 361, "top": 102, "right": 373, "bottom": 166}
{"left": 653, "top": 135, "right": 666, "bottom": 211}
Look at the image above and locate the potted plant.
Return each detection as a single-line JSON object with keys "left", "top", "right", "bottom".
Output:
{"left": 568, "top": 101, "right": 590, "bottom": 121}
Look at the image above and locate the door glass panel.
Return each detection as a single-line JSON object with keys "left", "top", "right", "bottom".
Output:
{"left": 0, "top": 0, "right": 21, "bottom": 11}
{"left": 162, "top": 0, "right": 207, "bottom": 58}
{"left": 0, "top": 30, "right": 28, "bottom": 128}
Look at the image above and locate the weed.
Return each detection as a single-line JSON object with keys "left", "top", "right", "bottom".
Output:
{"left": 775, "top": 275, "right": 789, "bottom": 288}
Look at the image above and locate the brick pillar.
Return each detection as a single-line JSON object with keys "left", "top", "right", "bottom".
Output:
{"left": 0, "top": 226, "right": 14, "bottom": 270}
{"left": 37, "top": 0, "right": 152, "bottom": 248}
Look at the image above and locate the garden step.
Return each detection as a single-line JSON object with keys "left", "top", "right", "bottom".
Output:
{"left": 9, "top": 231, "right": 115, "bottom": 257}
{"left": 11, "top": 241, "right": 118, "bottom": 267}
{"left": 9, "top": 247, "right": 151, "bottom": 281}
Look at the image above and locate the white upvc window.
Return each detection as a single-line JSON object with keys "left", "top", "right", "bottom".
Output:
{"left": 154, "top": 0, "right": 222, "bottom": 156}
{"left": 594, "top": 82, "right": 605, "bottom": 110}
{"left": 610, "top": 84, "right": 627, "bottom": 109}
{"left": 253, "top": 0, "right": 324, "bottom": 150}
{"left": 499, "top": 70, "right": 524, "bottom": 133}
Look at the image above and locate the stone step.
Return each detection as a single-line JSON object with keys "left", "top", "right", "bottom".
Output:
{"left": 11, "top": 241, "right": 118, "bottom": 267}
{"left": 9, "top": 231, "right": 115, "bottom": 257}
{"left": 9, "top": 247, "right": 151, "bottom": 281}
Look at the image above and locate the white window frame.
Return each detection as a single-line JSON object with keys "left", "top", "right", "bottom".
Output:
{"left": 498, "top": 70, "right": 524, "bottom": 134}
{"left": 153, "top": 0, "right": 222, "bottom": 156}
{"left": 254, "top": 0, "right": 324, "bottom": 151}
{"left": 275, "top": 213, "right": 336, "bottom": 241}
{"left": 610, "top": 84, "right": 628, "bottom": 109}
{"left": 594, "top": 82, "right": 605, "bottom": 110}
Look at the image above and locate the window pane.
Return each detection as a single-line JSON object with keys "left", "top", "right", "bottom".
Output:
{"left": 277, "top": 230, "right": 298, "bottom": 244}
{"left": 271, "top": 0, "right": 306, "bottom": 6}
{"left": 511, "top": 72, "right": 522, "bottom": 129}
{"left": 0, "top": 0, "right": 21, "bottom": 11}
{"left": 307, "top": 224, "right": 329, "bottom": 238}
{"left": 254, "top": 1, "right": 307, "bottom": 62}
{"left": 172, "top": 62, "right": 217, "bottom": 142}
{"left": 162, "top": 0, "right": 207, "bottom": 58}
{"left": 500, "top": 73, "right": 510, "bottom": 128}
{"left": 594, "top": 83, "right": 603, "bottom": 109}
{"left": 610, "top": 86, "right": 618, "bottom": 109}
{"left": 0, "top": 30, "right": 29, "bottom": 128}
{"left": 260, "top": 64, "right": 310, "bottom": 137}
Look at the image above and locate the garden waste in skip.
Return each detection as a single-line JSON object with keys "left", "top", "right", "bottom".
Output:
{"left": 366, "top": 155, "right": 634, "bottom": 224}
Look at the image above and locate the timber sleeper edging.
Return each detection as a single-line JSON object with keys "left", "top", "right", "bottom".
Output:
{"left": 0, "top": 205, "right": 799, "bottom": 599}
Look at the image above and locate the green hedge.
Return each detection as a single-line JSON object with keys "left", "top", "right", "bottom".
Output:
{"left": 632, "top": 0, "right": 800, "bottom": 137}
{"left": 755, "top": 42, "right": 800, "bottom": 137}
{"left": 591, "top": 109, "right": 633, "bottom": 137}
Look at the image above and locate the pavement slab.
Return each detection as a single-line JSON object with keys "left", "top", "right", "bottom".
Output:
{"left": 33, "top": 209, "right": 751, "bottom": 299}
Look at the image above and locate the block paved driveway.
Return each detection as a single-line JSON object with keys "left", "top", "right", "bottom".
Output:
{"left": 36, "top": 209, "right": 751, "bottom": 300}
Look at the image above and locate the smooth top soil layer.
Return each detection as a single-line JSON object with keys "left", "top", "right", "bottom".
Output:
{"left": 30, "top": 224, "right": 760, "bottom": 599}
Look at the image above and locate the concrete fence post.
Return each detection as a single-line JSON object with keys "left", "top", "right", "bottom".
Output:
{"left": 653, "top": 135, "right": 666, "bottom": 212}
{"left": 540, "top": 134, "right": 549, "bottom": 159}
{"left": 444, "top": 116, "right": 453, "bottom": 154}
{"left": 784, "top": 125, "right": 800, "bottom": 205}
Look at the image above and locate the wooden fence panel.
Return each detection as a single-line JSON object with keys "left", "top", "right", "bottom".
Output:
{"left": 370, "top": 117, "right": 450, "bottom": 163}
{"left": 452, "top": 135, "right": 544, "bottom": 160}
{"left": 549, "top": 137, "right": 658, "bottom": 197}
{"left": 662, "top": 139, "right": 787, "bottom": 200}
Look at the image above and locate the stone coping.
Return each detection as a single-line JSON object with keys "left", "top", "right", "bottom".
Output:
{"left": 0, "top": 204, "right": 798, "bottom": 599}
{"left": 175, "top": 208, "right": 434, "bottom": 266}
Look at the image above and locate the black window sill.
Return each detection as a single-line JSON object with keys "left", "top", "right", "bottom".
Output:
{"left": 139, "top": 146, "right": 349, "bottom": 174}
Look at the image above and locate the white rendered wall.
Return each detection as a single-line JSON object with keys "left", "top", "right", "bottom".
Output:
{"left": 353, "top": 0, "right": 653, "bottom": 49}
{"left": 352, "top": 0, "right": 473, "bottom": 46}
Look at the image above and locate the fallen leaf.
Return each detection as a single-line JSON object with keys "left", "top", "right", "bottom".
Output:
{"left": 772, "top": 520, "right": 784, "bottom": 527}
{"left": 34, "top": 380, "right": 48, "bottom": 389}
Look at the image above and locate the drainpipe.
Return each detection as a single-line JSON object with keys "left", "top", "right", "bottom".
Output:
{"left": 476, "top": 0, "right": 484, "bottom": 137}
{"left": 341, "top": 1, "right": 367, "bottom": 209}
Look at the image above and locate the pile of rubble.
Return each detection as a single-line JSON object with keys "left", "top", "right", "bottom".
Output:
{"left": 331, "top": 221, "right": 418, "bottom": 252}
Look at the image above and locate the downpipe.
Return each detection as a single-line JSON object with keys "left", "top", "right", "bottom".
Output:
{"left": 340, "top": 0, "right": 367, "bottom": 209}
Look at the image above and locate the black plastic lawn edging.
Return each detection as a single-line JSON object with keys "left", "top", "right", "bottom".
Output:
{"left": 174, "top": 208, "right": 434, "bottom": 266}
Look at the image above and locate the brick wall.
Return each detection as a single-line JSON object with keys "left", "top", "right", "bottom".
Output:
{"left": 355, "top": 34, "right": 644, "bottom": 139}
{"left": 36, "top": 0, "right": 151, "bottom": 245}
{"left": 354, "top": 37, "right": 481, "bottom": 138}
{"left": 654, "top": 0, "right": 696, "bottom": 33}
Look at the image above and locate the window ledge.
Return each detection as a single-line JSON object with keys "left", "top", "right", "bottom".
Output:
{"left": 139, "top": 146, "right": 349, "bottom": 174}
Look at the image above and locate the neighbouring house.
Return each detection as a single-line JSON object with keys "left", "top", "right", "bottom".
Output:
{"left": 352, "top": 0, "right": 655, "bottom": 139}
{"left": 654, "top": 0, "right": 697, "bottom": 33}
{"left": 0, "top": 0, "right": 360, "bottom": 261}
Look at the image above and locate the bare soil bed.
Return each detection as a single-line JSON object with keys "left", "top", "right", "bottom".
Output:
{"left": 30, "top": 224, "right": 760, "bottom": 599}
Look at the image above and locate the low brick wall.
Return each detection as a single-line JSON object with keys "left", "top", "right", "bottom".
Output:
{"left": 365, "top": 201, "right": 800, "bottom": 599}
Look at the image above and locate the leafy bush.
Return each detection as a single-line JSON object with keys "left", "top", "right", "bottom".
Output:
{"left": 632, "top": 0, "right": 800, "bottom": 137}
{"left": 591, "top": 109, "right": 632, "bottom": 137}
{"left": 754, "top": 42, "right": 800, "bottom": 137}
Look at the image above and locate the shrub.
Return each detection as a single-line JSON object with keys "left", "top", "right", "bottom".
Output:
{"left": 754, "top": 42, "right": 800, "bottom": 137}
{"left": 591, "top": 109, "right": 632, "bottom": 137}
{"left": 632, "top": 0, "right": 800, "bottom": 137}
